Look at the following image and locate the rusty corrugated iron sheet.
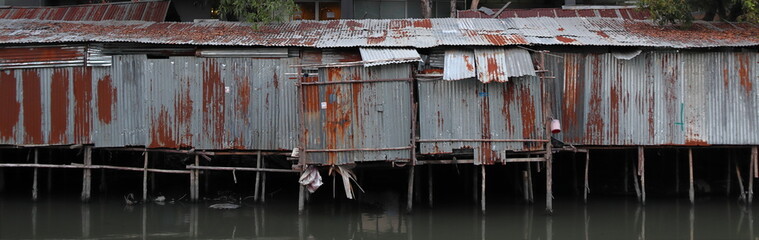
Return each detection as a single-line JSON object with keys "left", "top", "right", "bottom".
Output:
{"left": 0, "top": 1, "right": 169, "bottom": 22}
{"left": 418, "top": 77, "right": 544, "bottom": 164}
{"left": 443, "top": 49, "right": 476, "bottom": 81}
{"left": 358, "top": 48, "right": 421, "bottom": 67}
{"left": 458, "top": 8, "right": 650, "bottom": 20}
{"left": 303, "top": 64, "right": 413, "bottom": 165}
{"left": 445, "top": 48, "right": 535, "bottom": 83}
{"left": 551, "top": 51, "right": 759, "bottom": 146}
{"left": 0, "top": 45, "right": 111, "bottom": 69}
{"left": 1, "top": 17, "right": 755, "bottom": 48}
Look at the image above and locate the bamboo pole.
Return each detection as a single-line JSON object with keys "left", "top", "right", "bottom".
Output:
{"left": 523, "top": 170, "right": 530, "bottom": 202}
{"left": 143, "top": 151, "right": 148, "bottom": 202}
{"left": 481, "top": 165, "right": 486, "bottom": 214}
{"left": 632, "top": 154, "right": 642, "bottom": 202}
{"left": 32, "top": 148, "right": 38, "bottom": 201}
{"left": 584, "top": 151, "right": 590, "bottom": 203}
{"left": 428, "top": 165, "right": 433, "bottom": 207}
{"left": 545, "top": 134, "right": 553, "bottom": 214}
{"left": 81, "top": 147, "right": 92, "bottom": 202}
{"left": 528, "top": 162, "right": 534, "bottom": 203}
{"left": 261, "top": 160, "right": 267, "bottom": 203}
{"left": 638, "top": 147, "right": 645, "bottom": 205}
{"left": 689, "top": 149, "right": 694, "bottom": 204}
{"left": 736, "top": 161, "right": 747, "bottom": 202}
{"left": 190, "top": 155, "right": 197, "bottom": 201}
{"left": 407, "top": 166, "right": 415, "bottom": 213}
{"left": 749, "top": 147, "right": 755, "bottom": 204}
{"left": 255, "top": 151, "right": 262, "bottom": 202}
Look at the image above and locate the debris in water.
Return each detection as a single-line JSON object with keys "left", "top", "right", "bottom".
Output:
{"left": 209, "top": 203, "right": 241, "bottom": 209}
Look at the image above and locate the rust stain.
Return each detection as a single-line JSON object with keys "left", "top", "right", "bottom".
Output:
{"left": 484, "top": 35, "right": 509, "bottom": 45}
{"left": 237, "top": 78, "right": 251, "bottom": 115}
{"left": 203, "top": 60, "right": 225, "bottom": 146}
{"left": 585, "top": 55, "right": 604, "bottom": 144}
{"left": 684, "top": 138, "right": 708, "bottom": 146}
{"left": 556, "top": 36, "right": 576, "bottom": 43}
{"left": 96, "top": 75, "right": 117, "bottom": 124}
{"left": 390, "top": 19, "right": 412, "bottom": 29}
{"left": 464, "top": 55, "right": 474, "bottom": 72}
{"left": 148, "top": 107, "right": 177, "bottom": 148}
{"left": 272, "top": 72, "right": 279, "bottom": 89}
{"left": 345, "top": 20, "right": 364, "bottom": 29}
{"left": 558, "top": 28, "right": 565, "bottom": 31}
{"left": 0, "top": 47, "right": 82, "bottom": 64}
{"left": 0, "top": 70, "right": 20, "bottom": 140}
{"left": 73, "top": 67, "right": 92, "bottom": 143}
{"left": 501, "top": 85, "right": 514, "bottom": 135}
{"left": 593, "top": 30, "right": 609, "bottom": 38}
{"left": 21, "top": 70, "right": 42, "bottom": 144}
{"left": 303, "top": 75, "right": 320, "bottom": 113}
{"left": 412, "top": 19, "right": 432, "bottom": 28}
{"left": 480, "top": 87, "right": 493, "bottom": 165}
{"left": 50, "top": 69, "right": 69, "bottom": 144}
{"left": 367, "top": 31, "right": 387, "bottom": 45}
{"left": 561, "top": 54, "right": 579, "bottom": 142}
{"left": 609, "top": 64, "right": 621, "bottom": 142}
{"left": 324, "top": 68, "right": 352, "bottom": 164}
{"left": 174, "top": 77, "right": 193, "bottom": 144}
{"left": 518, "top": 85, "right": 537, "bottom": 142}
{"left": 481, "top": 56, "right": 504, "bottom": 83}
{"left": 738, "top": 54, "right": 753, "bottom": 94}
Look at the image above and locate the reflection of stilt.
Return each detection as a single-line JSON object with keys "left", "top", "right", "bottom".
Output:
{"left": 298, "top": 185, "right": 306, "bottom": 215}
{"left": 406, "top": 166, "right": 414, "bottom": 213}
{"left": 546, "top": 214, "right": 553, "bottom": 240}
{"left": 141, "top": 206, "right": 147, "bottom": 240}
{"left": 81, "top": 147, "right": 92, "bottom": 202}
{"left": 189, "top": 204, "right": 198, "bottom": 238}
{"left": 640, "top": 207, "right": 646, "bottom": 240}
{"left": 522, "top": 206, "right": 533, "bottom": 239}
{"left": 689, "top": 207, "right": 694, "bottom": 240}
{"left": 689, "top": 149, "right": 695, "bottom": 204}
{"left": 32, "top": 205, "right": 37, "bottom": 238}
{"left": 32, "top": 149, "right": 38, "bottom": 201}
{"left": 480, "top": 213, "right": 485, "bottom": 240}
{"left": 546, "top": 142, "right": 553, "bottom": 214}
{"left": 82, "top": 204, "right": 90, "bottom": 239}
{"left": 583, "top": 206, "right": 589, "bottom": 240}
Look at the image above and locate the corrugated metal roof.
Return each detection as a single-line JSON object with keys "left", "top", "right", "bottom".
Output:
{"left": 443, "top": 49, "right": 476, "bottom": 81}
{"left": 0, "top": 1, "right": 170, "bottom": 22}
{"left": 358, "top": 48, "right": 421, "bottom": 67}
{"left": 445, "top": 48, "right": 535, "bottom": 83}
{"left": 458, "top": 8, "right": 650, "bottom": 20}
{"left": 0, "top": 17, "right": 756, "bottom": 48}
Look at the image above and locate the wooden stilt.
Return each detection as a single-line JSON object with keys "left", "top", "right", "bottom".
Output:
{"left": 749, "top": 147, "right": 755, "bottom": 204}
{"left": 481, "top": 165, "right": 486, "bottom": 214}
{"left": 523, "top": 170, "right": 530, "bottom": 202}
{"left": 527, "top": 162, "right": 534, "bottom": 203}
{"left": 192, "top": 155, "right": 199, "bottom": 201}
{"left": 261, "top": 160, "right": 267, "bottom": 203}
{"left": 254, "top": 151, "right": 262, "bottom": 202}
{"left": 81, "top": 147, "right": 92, "bottom": 202}
{"left": 406, "top": 166, "right": 415, "bottom": 213}
{"left": 736, "top": 161, "right": 747, "bottom": 202}
{"left": 428, "top": 165, "right": 433, "bottom": 207}
{"left": 32, "top": 149, "right": 38, "bottom": 201}
{"left": 298, "top": 185, "right": 305, "bottom": 215}
{"left": 632, "top": 153, "right": 642, "bottom": 202}
{"left": 688, "top": 148, "right": 694, "bottom": 204}
{"left": 584, "top": 151, "right": 590, "bottom": 203}
{"left": 638, "top": 147, "right": 646, "bottom": 205}
{"left": 546, "top": 147, "right": 553, "bottom": 214}
{"left": 143, "top": 151, "right": 148, "bottom": 202}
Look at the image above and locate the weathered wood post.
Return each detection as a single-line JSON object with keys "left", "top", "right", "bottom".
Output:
{"left": 255, "top": 151, "right": 262, "bottom": 202}
{"left": 584, "top": 151, "right": 590, "bottom": 203}
{"left": 749, "top": 146, "right": 756, "bottom": 203}
{"left": 261, "top": 160, "right": 267, "bottom": 203}
{"left": 32, "top": 148, "right": 38, "bottom": 201}
{"left": 481, "top": 165, "right": 486, "bottom": 214}
{"left": 523, "top": 170, "right": 530, "bottom": 202}
{"left": 81, "top": 146, "right": 92, "bottom": 202}
{"left": 527, "top": 162, "right": 534, "bottom": 203}
{"left": 142, "top": 151, "right": 148, "bottom": 202}
{"left": 631, "top": 152, "right": 641, "bottom": 201}
{"left": 545, "top": 122, "right": 554, "bottom": 214}
{"left": 406, "top": 165, "right": 415, "bottom": 213}
{"left": 428, "top": 165, "right": 433, "bottom": 207}
{"left": 689, "top": 148, "right": 694, "bottom": 204}
{"left": 638, "top": 147, "right": 645, "bottom": 205}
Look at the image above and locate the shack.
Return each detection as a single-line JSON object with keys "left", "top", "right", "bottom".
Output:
{"left": 0, "top": 16, "right": 757, "bottom": 212}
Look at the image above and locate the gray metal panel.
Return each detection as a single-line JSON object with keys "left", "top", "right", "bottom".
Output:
{"left": 358, "top": 47, "right": 421, "bottom": 67}
{"left": 95, "top": 55, "right": 146, "bottom": 147}
{"left": 443, "top": 49, "right": 476, "bottom": 81}
{"left": 304, "top": 64, "right": 413, "bottom": 164}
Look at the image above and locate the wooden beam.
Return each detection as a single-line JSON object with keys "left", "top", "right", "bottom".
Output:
{"left": 481, "top": 165, "right": 486, "bottom": 214}
{"left": 584, "top": 151, "right": 590, "bottom": 203}
{"left": 638, "top": 147, "right": 645, "bottom": 205}
{"left": 143, "top": 151, "right": 148, "bottom": 202}
{"left": 81, "top": 147, "right": 92, "bottom": 202}
{"left": 689, "top": 148, "right": 694, "bottom": 204}
{"left": 254, "top": 151, "right": 262, "bottom": 202}
{"left": 32, "top": 149, "right": 38, "bottom": 201}
{"left": 406, "top": 166, "right": 415, "bottom": 213}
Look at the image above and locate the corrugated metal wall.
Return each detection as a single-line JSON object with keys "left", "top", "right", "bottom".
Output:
{"left": 551, "top": 51, "right": 759, "bottom": 146}
{"left": 418, "top": 77, "right": 545, "bottom": 164}
{"left": 302, "top": 64, "right": 413, "bottom": 164}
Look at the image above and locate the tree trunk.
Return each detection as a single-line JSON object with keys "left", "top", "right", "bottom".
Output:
{"left": 421, "top": 0, "right": 432, "bottom": 18}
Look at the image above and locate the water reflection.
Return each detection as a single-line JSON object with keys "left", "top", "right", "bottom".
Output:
{"left": 1, "top": 197, "right": 758, "bottom": 240}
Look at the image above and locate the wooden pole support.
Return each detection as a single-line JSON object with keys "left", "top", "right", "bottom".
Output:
{"left": 523, "top": 170, "right": 530, "bottom": 202}
{"left": 81, "top": 147, "right": 92, "bottom": 202}
{"left": 298, "top": 184, "right": 305, "bottom": 215}
{"left": 32, "top": 149, "right": 38, "bottom": 201}
{"left": 545, "top": 141, "right": 553, "bottom": 214}
{"left": 584, "top": 151, "right": 590, "bottom": 203}
{"left": 481, "top": 165, "right": 486, "bottom": 214}
{"left": 736, "top": 161, "right": 747, "bottom": 202}
{"left": 689, "top": 148, "right": 695, "bottom": 204}
{"left": 428, "top": 165, "right": 433, "bottom": 207}
{"left": 254, "top": 151, "right": 262, "bottom": 202}
{"left": 631, "top": 153, "right": 641, "bottom": 202}
{"left": 407, "top": 165, "right": 415, "bottom": 213}
{"left": 142, "top": 151, "right": 148, "bottom": 202}
{"left": 261, "top": 160, "right": 267, "bottom": 203}
{"left": 638, "top": 147, "right": 645, "bottom": 205}
{"left": 749, "top": 147, "right": 755, "bottom": 203}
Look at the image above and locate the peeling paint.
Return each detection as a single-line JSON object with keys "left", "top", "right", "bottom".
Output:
{"left": 49, "top": 69, "right": 69, "bottom": 143}
{"left": 22, "top": 70, "right": 42, "bottom": 144}
{"left": 96, "top": 75, "right": 117, "bottom": 124}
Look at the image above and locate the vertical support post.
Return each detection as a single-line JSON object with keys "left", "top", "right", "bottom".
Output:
{"left": 81, "top": 146, "right": 92, "bottom": 202}
{"left": 254, "top": 151, "right": 262, "bottom": 202}
{"left": 527, "top": 162, "right": 534, "bottom": 203}
{"left": 481, "top": 165, "right": 486, "bottom": 214}
{"left": 638, "top": 147, "right": 645, "bottom": 205}
{"left": 428, "top": 165, "right": 433, "bottom": 207}
{"left": 190, "top": 156, "right": 197, "bottom": 202}
{"left": 143, "top": 151, "right": 148, "bottom": 202}
{"left": 450, "top": 0, "right": 457, "bottom": 17}
{"left": 298, "top": 185, "right": 305, "bottom": 215}
{"left": 32, "top": 148, "right": 38, "bottom": 201}
{"left": 749, "top": 146, "right": 756, "bottom": 203}
{"left": 522, "top": 170, "right": 530, "bottom": 202}
{"left": 736, "top": 160, "right": 747, "bottom": 202}
{"left": 689, "top": 148, "right": 695, "bottom": 204}
{"left": 406, "top": 165, "right": 415, "bottom": 213}
{"left": 193, "top": 155, "right": 200, "bottom": 201}
{"left": 261, "top": 159, "right": 267, "bottom": 203}
{"left": 632, "top": 153, "right": 642, "bottom": 201}
{"left": 545, "top": 120, "right": 554, "bottom": 214}
{"left": 584, "top": 151, "right": 590, "bottom": 203}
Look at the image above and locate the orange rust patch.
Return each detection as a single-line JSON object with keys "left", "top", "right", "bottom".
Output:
{"left": 345, "top": 20, "right": 364, "bottom": 29}
{"left": 464, "top": 55, "right": 474, "bottom": 72}
{"left": 585, "top": 55, "right": 604, "bottom": 143}
{"left": 0, "top": 70, "right": 20, "bottom": 140}
{"left": 558, "top": 28, "right": 565, "bottom": 31}
{"left": 594, "top": 30, "right": 609, "bottom": 38}
{"left": 684, "top": 138, "right": 708, "bottom": 146}
{"left": 412, "top": 19, "right": 432, "bottom": 28}
{"left": 367, "top": 32, "right": 387, "bottom": 45}
{"left": 518, "top": 85, "right": 537, "bottom": 141}
{"left": 738, "top": 55, "right": 753, "bottom": 94}
{"left": 96, "top": 75, "right": 117, "bottom": 124}
{"left": 237, "top": 78, "right": 251, "bottom": 115}
{"left": 50, "top": 69, "right": 69, "bottom": 144}
{"left": 73, "top": 67, "right": 92, "bottom": 143}
{"left": 556, "top": 36, "right": 576, "bottom": 43}
{"left": 149, "top": 107, "right": 177, "bottom": 148}
{"left": 22, "top": 70, "right": 42, "bottom": 144}
{"left": 202, "top": 60, "right": 225, "bottom": 146}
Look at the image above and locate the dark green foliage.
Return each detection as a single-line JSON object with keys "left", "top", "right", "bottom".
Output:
{"left": 218, "top": 0, "right": 297, "bottom": 27}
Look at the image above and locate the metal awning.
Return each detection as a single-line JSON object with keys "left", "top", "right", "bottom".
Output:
{"left": 359, "top": 48, "right": 422, "bottom": 67}
{"left": 443, "top": 48, "right": 536, "bottom": 83}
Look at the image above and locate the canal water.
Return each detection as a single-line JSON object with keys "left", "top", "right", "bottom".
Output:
{"left": 0, "top": 195, "right": 756, "bottom": 240}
